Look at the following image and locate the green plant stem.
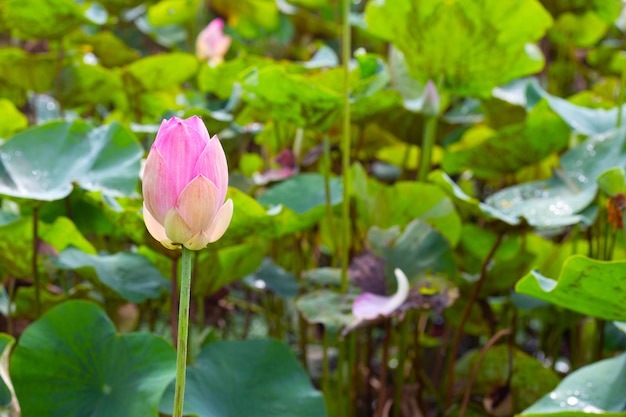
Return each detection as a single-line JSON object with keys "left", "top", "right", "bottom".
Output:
{"left": 323, "top": 133, "right": 337, "bottom": 255}
{"left": 172, "top": 247, "right": 193, "bottom": 417}
{"left": 32, "top": 206, "right": 41, "bottom": 317}
{"left": 346, "top": 332, "right": 357, "bottom": 417}
{"left": 171, "top": 257, "right": 179, "bottom": 344}
{"left": 393, "top": 316, "right": 411, "bottom": 417}
{"left": 375, "top": 319, "right": 392, "bottom": 417}
{"left": 459, "top": 329, "right": 511, "bottom": 417}
{"left": 340, "top": 0, "right": 351, "bottom": 294}
{"left": 322, "top": 328, "right": 330, "bottom": 395}
{"left": 417, "top": 116, "right": 437, "bottom": 182}
{"left": 445, "top": 234, "right": 503, "bottom": 406}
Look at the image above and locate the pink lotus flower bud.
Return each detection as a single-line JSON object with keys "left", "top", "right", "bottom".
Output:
{"left": 195, "top": 18, "right": 231, "bottom": 65}
{"left": 422, "top": 80, "right": 440, "bottom": 117}
{"left": 142, "top": 116, "right": 233, "bottom": 250}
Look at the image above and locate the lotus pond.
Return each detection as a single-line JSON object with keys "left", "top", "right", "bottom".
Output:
{"left": 0, "top": 0, "right": 625, "bottom": 416}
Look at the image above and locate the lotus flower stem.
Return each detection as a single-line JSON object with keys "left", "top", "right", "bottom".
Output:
{"left": 459, "top": 329, "right": 512, "bottom": 417}
{"left": 170, "top": 257, "right": 179, "bottom": 343}
{"left": 32, "top": 206, "right": 41, "bottom": 317}
{"left": 323, "top": 133, "right": 336, "bottom": 252}
{"left": 346, "top": 332, "right": 357, "bottom": 417}
{"left": 340, "top": 0, "right": 352, "bottom": 294}
{"left": 393, "top": 316, "right": 411, "bottom": 417}
{"left": 172, "top": 247, "right": 192, "bottom": 417}
{"left": 375, "top": 319, "right": 392, "bottom": 417}
{"left": 417, "top": 116, "right": 438, "bottom": 182}
{"left": 445, "top": 233, "right": 503, "bottom": 406}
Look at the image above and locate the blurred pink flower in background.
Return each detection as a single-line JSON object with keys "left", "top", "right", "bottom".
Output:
{"left": 142, "top": 116, "right": 233, "bottom": 250}
{"left": 352, "top": 268, "right": 409, "bottom": 320}
{"left": 195, "top": 18, "right": 231, "bottom": 65}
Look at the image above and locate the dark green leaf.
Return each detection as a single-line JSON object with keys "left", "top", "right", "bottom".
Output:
{"left": 159, "top": 339, "right": 326, "bottom": 417}
{"left": 11, "top": 301, "right": 176, "bottom": 417}
{"left": 57, "top": 63, "right": 123, "bottom": 108}
{"left": 55, "top": 247, "right": 170, "bottom": 303}
{"left": 443, "top": 101, "right": 570, "bottom": 178}
{"left": 258, "top": 173, "right": 342, "bottom": 215}
{"left": 244, "top": 258, "right": 299, "bottom": 297}
{"left": 297, "top": 290, "right": 355, "bottom": 335}
{"left": 376, "top": 220, "right": 456, "bottom": 280}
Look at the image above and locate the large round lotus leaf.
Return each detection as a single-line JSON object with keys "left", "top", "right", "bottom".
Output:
{"left": 516, "top": 255, "right": 626, "bottom": 321}
{"left": 11, "top": 301, "right": 176, "bottom": 417}
{"left": 365, "top": 0, "right": 552, "bottom": 97}
{"left": 0, "top": 120, "right": 142, "bottom": 201}
{"left": 159, "top": 339, "right": 326, "bottom": 417}
{"left": 522, "top": 352, "right": 626, "bottom": 416}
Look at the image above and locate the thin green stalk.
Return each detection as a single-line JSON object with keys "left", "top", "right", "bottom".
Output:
{"left": 6, "top": 276, "right": 15, "bottom": 335}
{"left": 172, "top": 247, "right": 193, "bottom": 417}
{"left": 393, "top": 317, "right": 411, "bottom": 417}
{"left": 364, "top": 327, "right": 374, "bottom": 411}
{"left": 322, "top": 328, "right": 330, "bottom": 395}
{"left": 445, "top": 234, "right": 504, "bottom": 406}
{"left": 323, "top": 134, "right": 337, "bottom": 256}
{"left": 32, "top": 207, "right": 41, "bottom": 317}
{"left": 417, "top": 116, "right": 437, "bottom": 182}
{"left": 340, "top": 0, "right": 351, "bottom": 294}
{"left": 375, "top": 319, "right": 392, "bottom": 417}
{"left": 171, "top": 257, "right": 179, "bottom": 344}
{"left": 337, "top": 335, "right": 347, "bottom": 417}
{"left": 459, "top": 329, "right": 511, "bottom": 417}
{"left": 346, "top": 332, "right": 357, "bottom": 417}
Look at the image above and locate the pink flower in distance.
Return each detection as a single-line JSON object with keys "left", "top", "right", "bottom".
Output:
{"left": 352, "top": 268, "right": 410, "bottom": 320}
{"left": 142, "top": 116, "right": 233, "bottom": 250}
{"left": 195, "top": 18, "right": 231, "bottom": 64}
